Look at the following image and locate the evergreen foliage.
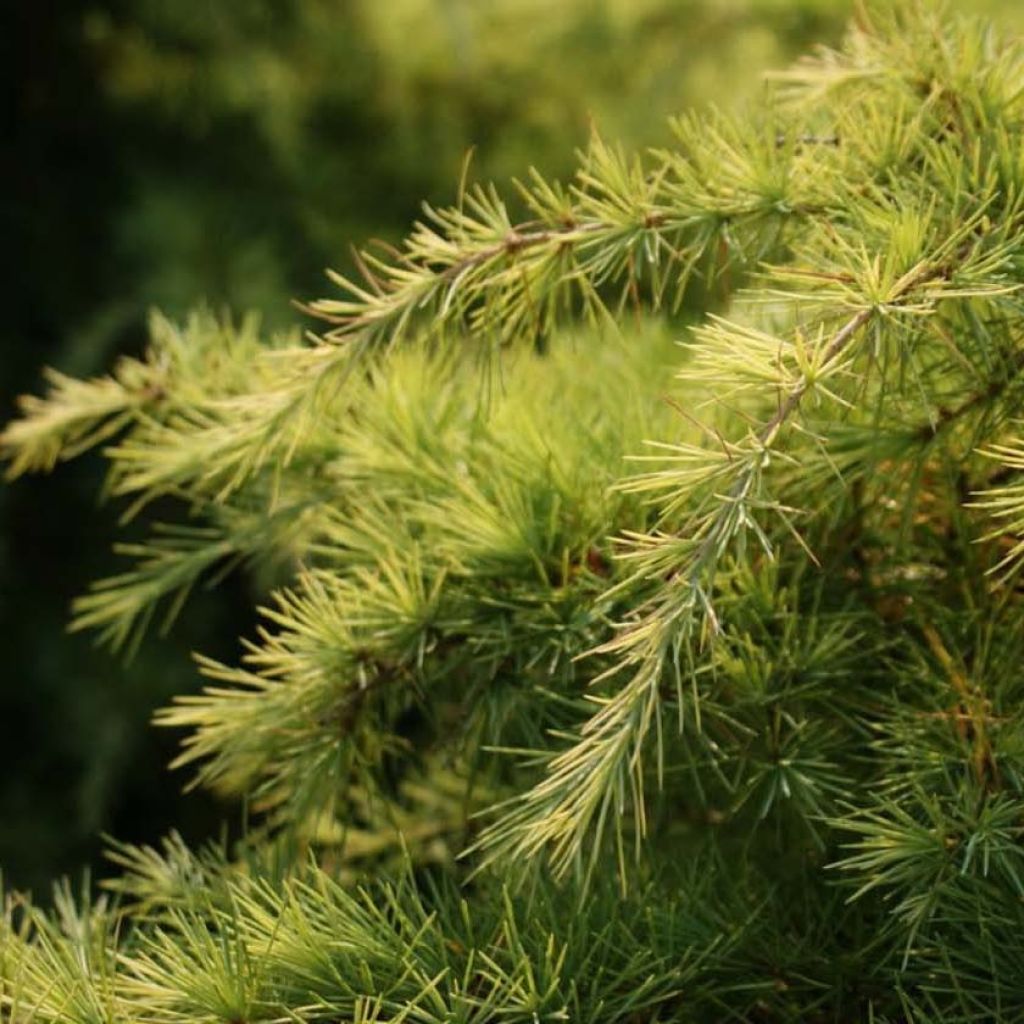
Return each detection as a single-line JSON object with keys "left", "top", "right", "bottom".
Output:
{"left": 2, "top": 0, "right": 854, "bottom": 893}
{"left": 7, "top": 4, "right": 1024, "bottom": 1019}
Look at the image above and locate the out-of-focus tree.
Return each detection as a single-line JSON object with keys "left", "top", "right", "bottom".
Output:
{"left": 78, "top": 0, "right": 853, "bottom": 330}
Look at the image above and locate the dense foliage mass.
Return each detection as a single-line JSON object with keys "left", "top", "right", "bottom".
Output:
{"left": 7, "top": 5, "right": 1024, "bottom": 1020}
{"left": 2, "top": 0, "right": 854, "bottom": 893}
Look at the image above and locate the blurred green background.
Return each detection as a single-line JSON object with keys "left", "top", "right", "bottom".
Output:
{"left": 4, "top": 0, "right": 1016, "bottom": 896}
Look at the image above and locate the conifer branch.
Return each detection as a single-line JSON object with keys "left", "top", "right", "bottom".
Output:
{"left": 7, "top": 9, "right": 1024, "bottom": 1020}
{"left": 478, "top": 216, "right": 1021, "bottom": 878}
